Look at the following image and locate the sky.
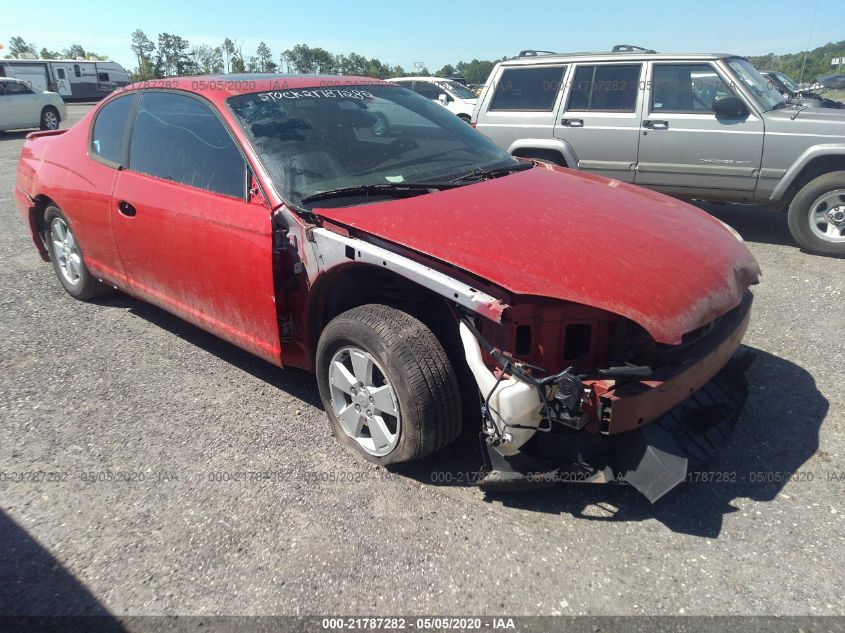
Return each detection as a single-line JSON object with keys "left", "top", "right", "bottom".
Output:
{"left": 2, "top": 0, "right": 843, "bottom": 72}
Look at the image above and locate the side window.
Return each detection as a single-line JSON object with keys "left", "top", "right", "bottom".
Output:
{"left": 73, "top": 65, "right": 81, "bottom": 78}
{"left": 488, "top": 66, "right": 566, "bottom": 111}
{"left": 413, "top": 81, "right": 442, "bottom": 100}
{"left": 56, "top": 68, "right": 66, "bottom": 80}
{"left": 5, "top": 81, "right": 33, "bottom": 95}
{"left": 98, "top": 72, "right": 110, "bottom": 83}
{"left": 129, "top": 91, "right": 246, "bottom": 198}
{"left": 651, "top": 64, "right": 732, "bottom": 113}
{"left": 567, "top": 64, "right": 641, "bottom": 112}
{"left": 91, "top": 94, "right": 135, "bottom": 165}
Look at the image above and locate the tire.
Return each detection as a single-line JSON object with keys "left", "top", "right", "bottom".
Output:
{"left": 43, "top": 206, "right": 111, "bottom": 300}
{"left": 40, "top": 106, "right": 60, "bottom": 131}
{"left": 787, "top": 171, "right": 845, "bottom": 256}
{"left": 457, "top": 113, "right": 471, "bottom": 124}
{"left": 316, "top": 304, "right": 462, "bottom": 465}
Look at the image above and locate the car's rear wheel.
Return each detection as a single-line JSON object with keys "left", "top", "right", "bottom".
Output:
{"left": 316, "top": 304, "right": 462, "bottom": 465}
{"left": 44, "top": 206, "right": 111, "bottom": 300}
{"left": 40, "top": 106, "right": 60, "bottom": 131}
{"left": 787, "top": 171, "right": 845, "bottom": 256}
{"left": 457, "top": 113, "right": 471, "bottom": 124}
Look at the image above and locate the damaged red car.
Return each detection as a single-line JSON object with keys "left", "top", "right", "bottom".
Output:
{"left": 14, "top": 75, "right": 761, "bottom": 501}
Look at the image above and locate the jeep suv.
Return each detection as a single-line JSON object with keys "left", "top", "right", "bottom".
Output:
{"left": 473, "top": 48, "right": 845, "bottom": 256}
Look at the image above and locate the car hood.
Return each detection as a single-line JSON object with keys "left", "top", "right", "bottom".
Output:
{"left": 765, "top": 105, "right": 845, "bottom": 133}
{"left": 313, "top": 167, "right": 761, "bottom": 344}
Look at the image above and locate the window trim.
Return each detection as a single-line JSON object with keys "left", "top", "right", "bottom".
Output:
{"left": 487, "top": 64, "right": 568, "bottom": 112}
{"left": 564, "top": 63, "right": 643, "bottom": 114}
{"left": 647, "top": 61, "right": 739, "bottom": 116}
{"left": 125, "top": 89, "right": 251, "bottom": 202}
{"left": 87, "top": 92, "right": 140, "bottom": 170}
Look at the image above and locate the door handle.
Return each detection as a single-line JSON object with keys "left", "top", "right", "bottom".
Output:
{"left": 643, "top": 120, "right": 669, "bottom": 130}
{"left": 117, "top": 200, "right": 137, "bottom": 217}
{"left": 560, "top": 118, "right": 584, "bottom": 127}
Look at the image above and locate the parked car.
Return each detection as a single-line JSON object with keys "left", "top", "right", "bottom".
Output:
{"left": 15, "top": 75, "right": 761, "bottom": 502}
{"left": 391, "top": 76, "right": 477, "bottom": 121}
{"left": 473, "top": 48, "right": 845, "bottom": 256}
{"left": 815, "top": 74, "right": 845, "bottom": 90}
{"left": 0, "top": 78, "right": 66, "bottom": 132}
{"left": 762, "top": 70, "right": 844, "bottom": 109}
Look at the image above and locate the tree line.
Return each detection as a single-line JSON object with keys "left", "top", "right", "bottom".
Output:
{"left": 127, "top": 31, "right": 506, "bottom": 84}
{"left": 747, "top": 39, "right": 845, "bottom": 83}
{"left": 2, "top": 36, "right": 108, "bottom": 61}
{"left": 1, "top": 30, "right": 505, "bottom": 84}
{"left": 10, "top": 30, "right": 839, "bottom": 86}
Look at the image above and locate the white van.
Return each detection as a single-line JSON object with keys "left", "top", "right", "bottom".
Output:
{"left": 391, "top": 77, "right": 477, "bottom": 122}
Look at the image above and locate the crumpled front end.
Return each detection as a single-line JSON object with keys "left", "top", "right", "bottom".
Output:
{"left": 459, "top": 292, "right": 755, "bottom": 503}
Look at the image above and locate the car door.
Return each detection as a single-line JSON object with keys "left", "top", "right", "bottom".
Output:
{"left": 110, "top": 90, "right": 282, "bottom": 366}
{"left": 53, "top": 66, "right": 73, "bottom": 98}
{"left": 635, "top": 61, "right": 764, "bottom": 193}
{"left": 3, "top": 80, "right": 41, "bottom": 128}
{"left": 554, "top": 63, "right": 644, "bottom": 182}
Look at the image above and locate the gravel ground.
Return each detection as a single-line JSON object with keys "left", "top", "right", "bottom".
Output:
{"left": 1, "top": 104, "right": 843, "bottom": 618}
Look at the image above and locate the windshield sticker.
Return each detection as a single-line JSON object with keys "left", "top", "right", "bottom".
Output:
{"left": 384, "top": 175, "right": 405, "bottom": 183}
{"left": 257, "top": 89, "right": 374, "bottom": 102}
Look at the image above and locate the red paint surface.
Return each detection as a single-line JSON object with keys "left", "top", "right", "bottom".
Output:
{"left": 315, "top": 168, "right": 761, "bottom": 344}
{"left": 15, "top": 94, "right": 282, "bottom": 366}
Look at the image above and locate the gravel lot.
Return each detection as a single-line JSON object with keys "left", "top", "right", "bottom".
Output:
{"left": 1, "top": 104, "right": 844, "bottom": 619}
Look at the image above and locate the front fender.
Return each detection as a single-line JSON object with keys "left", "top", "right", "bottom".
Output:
{"left": 770, "top": 144, "right": 845, "bottom": 200}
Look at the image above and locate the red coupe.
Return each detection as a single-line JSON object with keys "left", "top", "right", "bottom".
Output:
{"left": 15, "top": 75, "right": 761, "bottom": 501}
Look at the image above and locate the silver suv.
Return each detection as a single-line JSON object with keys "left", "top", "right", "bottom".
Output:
{"left": 473, "top": 47, "right": 845, "bottom": 256}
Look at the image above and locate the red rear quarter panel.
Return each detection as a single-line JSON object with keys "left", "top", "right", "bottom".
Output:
{"left": 15, "top": 107, "right": 125, "bottom": 280}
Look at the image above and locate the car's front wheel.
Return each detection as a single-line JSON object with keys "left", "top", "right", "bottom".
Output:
{"left": 787, "top": 171, "right": 845, "bottom": 256}
{"left": 40, "top": 106, "right": 60, "bottom": 131}
{"left": 44, "top": 206, "right": 111, "bottom": 300}
{"left": 316, "top": 304, "right": 462, "bottom": 465}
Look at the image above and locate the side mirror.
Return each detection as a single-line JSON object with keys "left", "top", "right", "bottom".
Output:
{"left": 712, "top": 95, "right": 749, "bottom": 119}
{"left": 437, "top": 93, "right": 449, "bottom": 106}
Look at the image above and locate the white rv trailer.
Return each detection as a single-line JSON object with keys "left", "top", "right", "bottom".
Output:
{"left": 0, "top": 58, "right": 130, "bottom": 100}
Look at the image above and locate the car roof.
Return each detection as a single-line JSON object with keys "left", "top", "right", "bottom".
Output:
{"left": 392, "top": 76, "right": 456, "bottom": 82}
{"left": 122, "top": 73, "right": 392, "bottom": 99}
{"left": 499, "top": 51, "right": 739, "bottom": 66}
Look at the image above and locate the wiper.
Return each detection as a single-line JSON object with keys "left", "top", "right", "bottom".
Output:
{"left": 450, "top": 161, "right": 533, "bottom": 183}
{"left": 771, "top": 100, "right": 792, "bottom": 110}
{"left": 301, "top": 182, "right": 454, "bottom": 204}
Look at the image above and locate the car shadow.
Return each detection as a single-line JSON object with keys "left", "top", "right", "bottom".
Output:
{"left": 401, "top": 346, "right": 828, "bottom": 538}
{"left": 0, "top": 130, "right": 34, "bottom": 141}
{"left": 0, "top": 510, "right": 125, "bottom": 629}
{"left": 91, "top": 291, "right": 323, "bottom": 408}
{"left": 90, "top": 294, "right": 827, "bottom": 538}
{"left": 695, "top": 202, "right": 795, "bottom": 248}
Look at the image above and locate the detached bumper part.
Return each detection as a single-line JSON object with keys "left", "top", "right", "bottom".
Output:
{"left": 478, "top": 351, "right": 752, "bottom": 502}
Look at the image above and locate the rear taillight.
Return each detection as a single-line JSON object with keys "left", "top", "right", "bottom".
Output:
{"left": 470, "top": 122, "right": 477, "bottom": 128}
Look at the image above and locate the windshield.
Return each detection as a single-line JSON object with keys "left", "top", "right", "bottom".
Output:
{"left": 774, "top": 71, "right": 800, "bottom": 92}
{"left": 727, "top": 58, "right": 784, "bottom": 110}
{"left": 228, "top": 85, "right": 516, "bottom": 207}
{"left": 436, "top": 80, "right": 477, "bottom": 100}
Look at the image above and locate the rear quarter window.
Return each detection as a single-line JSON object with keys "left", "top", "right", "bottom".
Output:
{"left": 488, "top": 66, "right": 566, "bottom": 111}
{"left": 91, "top": 94, "right": 135, "bottom": 166}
